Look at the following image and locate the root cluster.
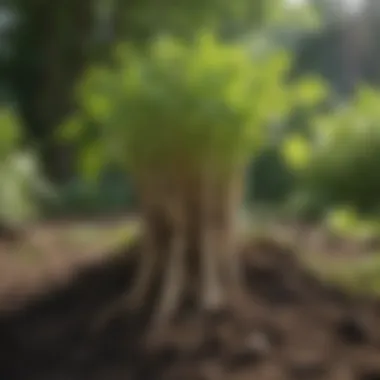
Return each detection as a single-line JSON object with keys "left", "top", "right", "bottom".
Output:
{"left": 91, "top": 169, "right": 247, "bottom": 334}
{"left": 128, "top": 170, "right": 246, "bottom": 327}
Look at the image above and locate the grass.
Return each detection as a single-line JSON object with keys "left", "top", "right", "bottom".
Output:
{"left": 305, "top": 253, "right": 380, "bottom": 296}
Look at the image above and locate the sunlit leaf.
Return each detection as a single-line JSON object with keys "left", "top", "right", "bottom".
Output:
{"left": 293, "top": 76, "right": 328, "bottom": 108}
{"left": 282, "top": 135, "right": 311, "bottom": 171}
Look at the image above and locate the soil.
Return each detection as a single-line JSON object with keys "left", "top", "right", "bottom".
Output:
{"left": 1, "top": 236, "right": 380, "bottom": 380}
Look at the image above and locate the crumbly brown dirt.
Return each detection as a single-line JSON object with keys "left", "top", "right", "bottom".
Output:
{"left": 0, "top": 236, "right": 380, "bottom": 380}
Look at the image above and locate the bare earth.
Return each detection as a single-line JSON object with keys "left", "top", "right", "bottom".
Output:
{"left": 0, "top": 218, "right": 380, "bottom": 380}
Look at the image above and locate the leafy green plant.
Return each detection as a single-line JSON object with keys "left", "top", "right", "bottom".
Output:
{"left": 61, "top": 31, "right": 320, "bottom": 326}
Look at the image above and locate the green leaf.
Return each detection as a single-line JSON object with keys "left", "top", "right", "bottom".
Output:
{"left": 282, "top": 135, "right": 311, "bottom": 171}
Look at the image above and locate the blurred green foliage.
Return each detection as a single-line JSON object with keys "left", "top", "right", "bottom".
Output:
{"left": 326, "top": 207, "right": 380, "bottom": 240}
{"left": 47, "top": 174, "right": 136, "bottom": 218}
{"left": 0, "top": 108, "right": 53, "bottom": 226}
{"left": 283, "top": 86, "right": 380, "bottom": 216}
{"left": 2, "top": 0, "right": 380, "bottom": 224}
{"left": 61, "top": 32, "right": 294, "bottom": 182}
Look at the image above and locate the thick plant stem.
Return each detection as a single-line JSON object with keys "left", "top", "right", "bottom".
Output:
{"left": 200, "top": 171, "right": 225, "bottom": 311}
{"left": 126, "top": 221, "right": 157, "bottom": 310}
{"left": 89, "top": 214, "right": 160, "bottom": 331}
{"left": 144, "top": 180, "right": 188, "bottom": 327}
{"left": 221, "top": 173, "right": 244, "bottom": 292}
{"left": 201, "top": 170, "right": 245, "bottom": 309}
{"left": 126, "top": 179, "right": 163, "bottom": 310}
{"left": 151, "top": 218, "right": 186, "bottom": 326}
{"left": 200, "top": 225, "right": 225, "bottom": 311}
{"left": 128, "top": 170, "right": 247, "bottom": 334}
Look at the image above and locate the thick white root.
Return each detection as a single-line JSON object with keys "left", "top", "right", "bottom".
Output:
{"left": 200, "top": 227, "right": 225, "bottom": 311}
{"left": 199, "top": 170, "right": 225, "bottom": 311}
{"left": 151, "top": 225, "right": 186, "bottom": 327}
{"left": 126, "top": 234, "right": 157, "bottom": 311}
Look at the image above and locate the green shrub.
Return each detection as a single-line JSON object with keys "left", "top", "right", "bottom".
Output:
{"left": 283, "top": 86, "right": 380, "bottom": 214}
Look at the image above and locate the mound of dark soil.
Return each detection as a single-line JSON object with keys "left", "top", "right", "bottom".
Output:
{"left": 0, "top": 239, "right": 380, "bottom": 380}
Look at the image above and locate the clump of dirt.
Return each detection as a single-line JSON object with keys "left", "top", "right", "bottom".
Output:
{"left": 0, "top": 238, "right": 380, "bottom": 380}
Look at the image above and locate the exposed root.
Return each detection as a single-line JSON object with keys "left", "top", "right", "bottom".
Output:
{"left": 151, "top": 223, "right": 186, "bottom": 327}
{"left": 200, "top": 227, "right": 225, "bottom": 311}
{"left": 125, "top": 230, "right": 157, "bottom": 311}
{"left": 89, "top": 222, "right": 157, "bottom": 332}
{"left": 91, "top": 171, "right": 247, "bottom": 336}
{"left": 220, "top": 222, "right": 243, "bottom": 302}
